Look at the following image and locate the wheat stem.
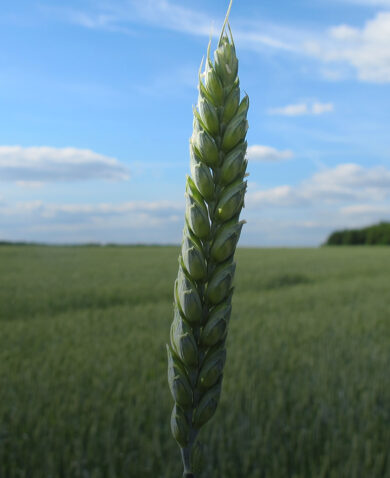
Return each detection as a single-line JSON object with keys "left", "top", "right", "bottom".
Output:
{"left": 167, "top": 3, "right": 248, "bottom": 476}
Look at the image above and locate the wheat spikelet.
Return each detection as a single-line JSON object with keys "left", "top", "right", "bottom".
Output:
{"left": 167, "top": 3, "right": 248, "bottom": 476}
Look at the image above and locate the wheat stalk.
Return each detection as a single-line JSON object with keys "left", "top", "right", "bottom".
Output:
{"left": 167, "top": 3, "right": 248, "bottom": 476}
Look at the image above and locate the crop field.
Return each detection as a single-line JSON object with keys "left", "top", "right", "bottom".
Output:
{"left": 0, "top": 245, "right": 389, "bottom": 478}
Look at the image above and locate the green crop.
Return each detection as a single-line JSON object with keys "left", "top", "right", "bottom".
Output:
{"left": 1, "top": 245, "right": 390, "bottom": 477}
{"left": 167, "top": 3, "right": 249, "bottom": 476}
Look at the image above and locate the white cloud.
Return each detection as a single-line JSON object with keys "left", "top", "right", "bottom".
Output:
{"left": 0, "top": 199, "right": 183, "bottom": 244}
{"left": 247, "top": 145, "right": 294, "bottom": 162}
{"left": 269, "top": 103, "right": 308, "bottom": 116}
{"left": 243, "top": 163, "right": 390, "bottom": 245}
{"left": 247, "top": 185, "right": 302, "bottom": 207}
{"left": 1, "top": 165, "right": 389, "bottom": 245}
{"left": 312, "top": 102, "right": 334, "bottom": 114}
{"left": 0, "top": 199, "right": 182, "bottom": 220}
{"left": 247, "top": 163, "right": 390, "bottom": 207}
{"left": 340, "top": 204, "right": 390, "bottom": 215}
{"left": 0, "top": 146, "right": 129, "bottom": 183}
{"left": 337, "top": 203, "right": 390, "bottom": 233}
{"left": 45, "top": 1, "right": 390, "bottom": 83}
{"left": 269, "top": 101, "right": 334, "bottom": 116}
{"left": 238, "top": 11, "right": 390, "bottom": 83}
{"left": 305, "top": 11, "right": 390, "bottom": 83}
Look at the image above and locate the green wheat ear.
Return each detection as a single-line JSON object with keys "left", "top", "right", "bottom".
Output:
{"left": 167, "top": 2, "right": 248, "bottom": 477}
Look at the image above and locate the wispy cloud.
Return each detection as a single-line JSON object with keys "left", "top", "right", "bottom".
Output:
{"left": 247, "top": 145, "right": 294, "bottom": 162}
{"left": 47, "top": 0, "right": 214, "bottom": 37}
{"left": 237, "top": 11, "right": 390, "bottom": 83}
{"left": 0, "top": 198, "right": 183, "bottom": 244}
{"left": 305, "top": 11, "right": 390, "bottom": 83}
{"left": 233, "top": 29, "right": 300, "bottom": 53}
{"left": 269, "top": 103, "right": 308, "bottom": 116}
{"left": 44, "top": 0, "right": 301, "bottom": 52}
{"left": 42, "top": 1, "right": 390, "bottom": 83}
{"left": 0, "top": 199, "right": 181, "bottom": 220}
{"left": 243, "top": 163, "right": 390, "bottom": 244}
{"left": 268, "top": 101, "right": 334, "bottom": 116}
{"left": 312, "top": 102, "right": 335, "bottom": 114}
{"left": 247, "top": 163, "right": 390, "bottom": 207}
{"left": 340, "top": 204, "right": 390, "bottom": 215}
{"left": 2, "top": 166, "right": 389, "bottom": 245}
{"left": 0, "top": 146, "right": 129, "bottom": 184}
{"left": 339, "top": 0, "right": 390, "bottom": 6}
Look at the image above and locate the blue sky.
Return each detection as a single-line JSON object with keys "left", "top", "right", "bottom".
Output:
{"left": 1, "top": 0, "right": 390, "bottom": 246}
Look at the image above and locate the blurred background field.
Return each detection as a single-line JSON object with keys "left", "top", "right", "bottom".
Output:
{"left": 0, "top": 245, "right": 389, "bottom": 478}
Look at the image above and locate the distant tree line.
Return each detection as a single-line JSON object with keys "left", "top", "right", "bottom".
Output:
{"left": 326, "top": 222, "right": 390, "bottom": 245}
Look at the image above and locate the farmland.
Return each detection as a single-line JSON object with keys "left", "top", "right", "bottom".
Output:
{"left": 0, "top": 245, "right": 389, "bottom": 477}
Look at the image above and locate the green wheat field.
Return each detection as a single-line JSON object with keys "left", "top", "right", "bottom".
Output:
{"left": 1, "top": 245, "right": 389, "bottom": 478}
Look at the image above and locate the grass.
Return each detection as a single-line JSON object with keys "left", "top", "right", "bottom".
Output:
{"left": 0, "top": 245, "right": 389, "bottom": 477}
